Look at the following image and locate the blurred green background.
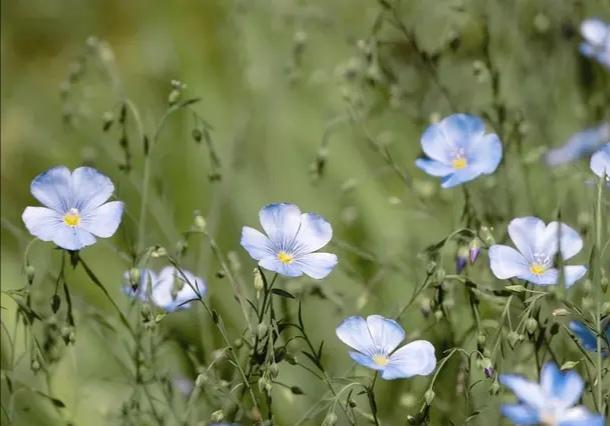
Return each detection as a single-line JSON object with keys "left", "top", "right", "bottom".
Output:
{"left": 1, "top": 0, "right": 609, "bottom": 425}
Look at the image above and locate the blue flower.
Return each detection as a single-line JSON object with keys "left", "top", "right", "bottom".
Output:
{"left": 580, "top": 18, "right": 610, "bottom": 70}
{"left": 335, "top": 315, "right": 436, "bottom": 380}
{"left": 22, "top": 166, "right": 124, "bottom": 251}
{"left": 500, "top": 362, "right": 604, "bottom": 426}
{"left": 569, "top": 320, "right": 610, "bottom": 356}
{"left": 125, "top": 266, "right": 207, "bottom": 312}
{"left": 240, "top": 203, "right": 338, "bottom": 279}
{"left": 415, "top": 114, "right": 502, "bottom": 188}
{"left": 489, "top": 217, "right": 587, "bottom": 287}
{"left": 545, "top": 124, "right": 610, "bottom": 166}
{"left": 590, "top": 142, "right": 610, "bottom": 186}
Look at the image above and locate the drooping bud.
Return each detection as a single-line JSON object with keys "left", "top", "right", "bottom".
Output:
{"left": 455, "top": 245, "right": 469, "bottom": 274}
{"left": 254, "top": 268, "right": 264, "bottom": 298}
{"left": 195, "top": 373, "right": 207, "bottom": 387}
{"left": 469, "top": 238, "right": 481, "bottom": 264}
{"left": 257, "top": 323, "right": 268, "bottom": 338}
{"left": 269, "top": 363, "right": 280, "bottom": 378}
{"left": 129, "top": 267, "right": 141, "bottom": 290}
{"left": 25, "top": 264, "right": 35, "bottom": 284}
{"left": 322, "top": 412, "right": 337, "bottom": 426}
{"left": 193, "top": 212, "right": 206, "bottom": 232}
{"left": 526, "top": 318, "right": 538, "bottom": 335}
{"left": 424, "top": 389, "right": 435, "bottom": 405}
{"left": 481, "top": 358, "right": 494, "bottom": 378}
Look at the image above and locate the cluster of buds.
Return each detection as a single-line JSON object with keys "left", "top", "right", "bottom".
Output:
{"left": 455, "top": 238, "right": 482, "bottom": 273}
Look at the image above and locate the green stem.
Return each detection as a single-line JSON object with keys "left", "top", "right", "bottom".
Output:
{"left": 594, "top": 176, "right": 605, "bottom": 412}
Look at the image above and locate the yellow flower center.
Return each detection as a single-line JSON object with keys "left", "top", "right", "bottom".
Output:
{"left": 529, "top": 263, "right": 546, "bottom": 275}
{"left": 452, "top": 157, "right": 468, "bottom": 170}
{"left": 277, "top": 251, "right": 294, "bottom": 264}
{"left": 63, "top": 208, "right": 81, "bottom": 227}
{"left": 372, "top": 354, "right": 389, "bottom": 367}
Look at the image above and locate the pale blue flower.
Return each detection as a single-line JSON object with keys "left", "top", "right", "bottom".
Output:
{"left": 335, "top": 315, "right": 436, "bottom": 380}
{"left": 569, "top": 320, "right": 610, "bottom": 356}
{"left": 489, "top": 217, "right": 587, "bottom": 287}
{"left": 415, "top": 114, "right": 502, "bottom": 188}
{"left": 125, "top": 266, "right": 206, "bottom": 312}
{"left": 580, "top": 18, "right": 610, "bottom": 69}
{"left": 590, "top": 142, "right": 610, "bottom": 186}
{"left": 22, "top": 166, "right": 124, "bottom": 251}
{"left": 500, "top": 362, "right": 604, "bottom": 426}
{"left": 240, "top": 203, "right": 338, "bottom": 279}
{"left": 545, "top": 124, "right": 610, "bottom": 166}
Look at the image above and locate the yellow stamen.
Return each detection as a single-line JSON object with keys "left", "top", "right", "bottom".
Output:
{"left": 277, "top": 251, "right": 294, "bottom": 264}
{"left": 452, "top": 157, "right": 468, "bottom": 170}
{"left": 372, "top": 354, "right": 389, "bottom": 367}
{"left": 63, "top": 208, "right": 80, "bottom": 227}
{"left": 529, "top": 263, "right": 546, "bottom": 275}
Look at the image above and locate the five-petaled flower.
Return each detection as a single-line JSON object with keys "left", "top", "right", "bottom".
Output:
{"left": 125, "top": 266, "right": 207, "bottom": 312}
{"left": 545, "top": 124, "right": 610, "bottom": 166}
{"left": 489, "top": 217, "right": 587, "bottom": 287}
{"left": 569, "top": 320, "right": 610, "bottom": 356}
{"left": 500, "top": 362, "right": 604, "bottom": 426}
{"left": 580, "top": 18, "right": 610, "bottom": 70}
{"left": 22, "top": 166, "right": 124, "bottom": 251}
{"left": 415, "top": 114, "right": 502, "bottom": 188}
{"left": 335, "top": 315, "right": 436, "bottom": 380}
{"left": 590, "top": 142, "right": 610, "bottom": 186}
{"left": 240, "top": 203, "right": 338, "bottom": 279}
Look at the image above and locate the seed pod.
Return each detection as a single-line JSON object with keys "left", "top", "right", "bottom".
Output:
{"left": 526, "top": 318, "right": 538, "bottom": 334}
{"left": 424, "top": 389, "right": 435, "bottom": 405}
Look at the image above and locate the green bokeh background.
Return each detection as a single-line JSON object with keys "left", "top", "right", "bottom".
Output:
{"left": 1, "top": 1, "right": 609, "bottom": 425}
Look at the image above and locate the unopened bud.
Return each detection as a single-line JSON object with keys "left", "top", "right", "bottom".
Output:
{"left": 490, "top": 380, "right": 500, "bottom": 395}
{"left": 526, "top": 318, "right": 538, "bottom": 334}
{"left": 481, "top": 358, "right": 494, "bottom": 378}
{"left": 480, "top": 225, "right": 495, "bottom": 245}
{"left": 193, "top": 214, "right": 206, "bottom": 231}
{"left": 192, "top": 128, "right": 202, "bottom": 142}
{"left": 195, "top": 373, "right": 207, "bottom": 387}
{"left": 168, "top": 89, "right": 181, "bottom": 105}
{"left": 434, "top": 310, "right": 443, "bottom": 321}
{"left": 323, "top": 412, "right": 337, "bottom": 426}
{"left": 424, "top": 389, "right": 435, "bottom": 405}
{"left": 257, "top": 323, "right": 268, "bottom": 338}
{"left": 129, "top": 268, "right": 141, "bottom": 288}
{"left": 210, "top": 410, "right": 224, "bottom": 422}
{"left": 469, "top": 238, "right": 481, "bottom": 264}
{"left": 508, "top": 331, "right": 520, "bottom": 347}
{"left": 477, "top": 332, "right": 487, "bottom": 347}
{"left": 254, "top": 268, "right": 264, "bottom": 295}
{"left": 435, "top": 267, "right": 446, "bottom": 283}
{"left": 25, "top": 265, "right": 35, "bottom": 284}
{"left": 31, "top": 359, "right": 41, "bottom": 372}
{"left": 269, "top": 363, "right": 280, "bottom": 378}
{"left": 601, "top": 274, "right": 608, "bottom": 293}
{"left": 102, "top": 111, "right": 114, "bottom": 131}
{"left": 456, "top": 245, "right": 469, "bottom": 274}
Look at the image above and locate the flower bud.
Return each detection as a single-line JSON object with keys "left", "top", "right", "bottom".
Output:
{"left": 323, "top": 412, "right": 337, "bottom": 426}
{"left": 508, "top": 331, "right": 520, "bottom": 347}
{"left": 434, "top": 310, "right": 443, "bottom": 321}
{"left": 455, "top": 245, "right": 469, "bottom": 274}
{"left": 257, "top": 323, "right": 268, "bottom": 338}
{"left": 25, "top": 265, "right": 35, "bottom": 284}
{"left": 269, "top": 363, "right": 280, "bottom": 378}
{"left": 477, "top": 332, "right": 487, "bottom": 347}
{"left": 254, "top": 268, "right": 264, "bottom": 296}
{"left": 435, "top": 267, "right": 446, "bottom": 283}
{"left": 601, "top": 274, "right": 608, "bottom": 293}
{"left": 526, "top": 318, "right": 538, "bottom": 335}
{"left": 195, "top": 373, "right": 207, "bottom": 387}
{"left": 129, "top": 267, "right": 141, "bottom": 289}
{"left": 489, "top": 380, "right": 500, "bottom": 395}
{"left": 193, "top": 214, "right": 206, "bottom": 232}
{"left": 469, "top": 238, "right": 481, "bottom": 264}
{"left": 211, "top": 410, "right": 224, "bottom": 422}
{"left": 481, "top": 358, "right": 494, "bottom": 378}
{"left": 479, "top": 225, "right": 495, "bottom": 245}
{"left": 424, "top": 389, "right": 435, "bottom": 405}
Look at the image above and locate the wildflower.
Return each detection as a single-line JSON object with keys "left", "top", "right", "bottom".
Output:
{"left": 22, "top": 166, "right": 124, "bottom": 251}
{"left": 489, "top": 217, "right": 587, "bottom": 287}
{"left": 415, "top": 114, "right": 502, "bottom": 188}
{"left": 500, "top": 362, "right": 604, "bottom": 425}
{"left": 335, "top": 315, "right": 436, "bottom": 380}
{"left": 590, "top": 142, "right": 610, "bottom": 186}
{"left": 579, "top": 18, "right": 610, "bottom": 69}
{"left": 125, "top": 267, "right": 206, "bottom": 312}
{"left": 544, "top": 124, "right": 610, "bottom": 166}
{"left": 569, "top": 320, "right": 610, "bottom": 355}
{"left": 240, "top": 203, "right": 338, "bottom": 279}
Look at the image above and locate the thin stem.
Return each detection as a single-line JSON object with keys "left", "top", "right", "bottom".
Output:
{"left": 594, "top": 176, "right": 605, "bottom": 412}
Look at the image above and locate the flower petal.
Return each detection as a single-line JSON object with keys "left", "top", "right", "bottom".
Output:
{"left": 540, "top": 222, "right": 583, "bottom": 261}
{"left": 293, "top": 213, "right": 333, "bottom": 253}
{"left": 581, "top": 19, "right": 609, "bottom": 47}
{"left": 415, "top": 158, "right": 454, "bottom": 177}
{"left": 467, "top": 133, "right": 502, "bottom": 174}
{"left": 508, "top": 216, "right": 546, "bottom": 262}
{"left": 22, "top": 206, "right": 64, "bottom": 242}
{"left": 518, "top": 268, "right": 559, "bottom": 286}
{"left": 381, "top": 340, "right": 436, "bottom": 380}
{"left": 30, "top": 166, "right": 72, "bottom": 212}
{"left": 52, "top": 226, "right": 97, "bottom": 251}
{"left": 440, "top": 114, "right": 486, "bottom": 147}
{"left": 349, "top": 351, "right": 383, "bottom": 371}
{"left": 123, "top": 268, "right": 157, "bottom": 301}
{"left": 153, "top": 266, "right": 206, "bottom": 311}
{"left": 366, "top": 315, "right": 405, "bottom": 355}
{"left": 71, "top": 167, "right": 116, "bottom": 212}
{"left": 590, "top": 143, "right": 610, "bottom": 180}
{"left": 80, "top": 201, "right": 124, "bottom": 238}
{"left": 241, "top": 226, "right": 275, "bottom": 260}
{"left": 563, "top": 265, "right": 587, "bottom": 288}
{"left": 540, "top": 362, "right": 584, "bottom": 409}
{"left": 569, "top": 321, "right": 599, "bottom": 352}
{"left": 336, "top": 316, "right": 376, "bottom": 357}
{"left": 499, "top": 374, "right": 545, "bottom": 410}
{"left": 259, "top": 256, "right": 303, "bottom": 277}
{"left": 559, "top": 407, "right": 605, "bottom": 426}
{"left": 296, "top": 252, "right": 337, "bottom": 279}
{"left": 488, "top": 245, "right": 530, "bottom": 279}
{"left": 440, "top": 167, "right": 482, "bottom": 188}
{"left": 500, "top": 404, "right": 540, "bottom": 425}
{"left": 259, "top": 203, "right": 302, "bottom": 249}
{"left": 544, "top": 125, "right": 609, "bottom": 167}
